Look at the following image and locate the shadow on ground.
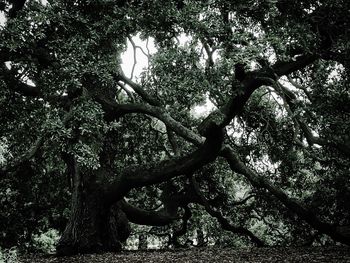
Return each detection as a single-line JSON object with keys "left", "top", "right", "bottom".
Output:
{"left": 21, "top": 247, "right": 350, "bottom": 262}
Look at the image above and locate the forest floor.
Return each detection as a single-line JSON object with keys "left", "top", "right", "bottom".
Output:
{"left": 20, "top": 247, "right": 350, "bottom": 263}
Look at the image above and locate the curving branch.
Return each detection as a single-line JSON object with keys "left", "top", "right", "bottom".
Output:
{"left": 1, "top": 65, "right": 41, "bottom": 96}
{"left": 120, "top": 188, "right": 199, "bottom": 227}
{"left": 278, "top": 82, "right": 350, "bottom": 157}
{"left": 273, "top": 54, "right": 318, "bottom": 77}
{"left": 127, "top": 35, "right": 151, "bottom": 59}
{"left": 221, "top": 145, "right": 350, "bottom": 246}
{"left": 99, "top": 52, "right": 319, "bottom": 152}
{"left": 120, "top": 200, "right": 178, "bottom": 226}
{"left": 93, "top": 52, "right": 320, "bottom": 164}
{"left": 127, "top": 36, "right": 137, "bottom": 79}
{"left": 104, "top": 126, "right": 224, "bottom": 204}
{"left": 190, "top": 175, "right": 265, "bottom": 247}
{"left": 90, "top": 96, "right": 203, "bottom": 146}
{"left": 120, "top": 173, "right": 263, "bottom": 247}
{"left": 198, "top": 54, "right": 318, "bottom": 136}
{"left": 117, "top": 72, "right": 161, "bottom": 107}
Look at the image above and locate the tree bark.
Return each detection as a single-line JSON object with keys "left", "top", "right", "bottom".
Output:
{"left": 56, "top": 160, "right": 130, "bottom": 256}
{"left": 138, "top": 234, "right": 148, "bottom": 250}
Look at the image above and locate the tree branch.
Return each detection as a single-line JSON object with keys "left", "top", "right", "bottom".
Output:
{"left": 1, "top": 65, "right": 41, "bottom": 96}
{"left": 90, "top": 98, "right": 203, "bottom": 146}
{"left": 221, "top": 145, "right": 350, "bottom": 246}
{"left": 120, "top": 189, "right": 198, "bottom": 226}
{"left": 199, "top": 54, "right": 318, "bottom": 135}
{"left": 117, "top": 72, "right": 162, "bottom": 107}
{"left": 273, "top": 54, "right": 318, "bottom": 77}
{"left": 120, "top": 200, "right": 178, "bottom": 226}
{"left": 190, "top": 175, "right": 265, "bottom": 247}
{"left": 104, "top": 126, "right": 224, "bottom": 204}
{"left": 278, "top": 82, "right": 350, "bottom": 157}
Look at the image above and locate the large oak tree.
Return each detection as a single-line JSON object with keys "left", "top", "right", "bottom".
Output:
{"left": 0, "top": 0, "right": 349, "bottom": 255}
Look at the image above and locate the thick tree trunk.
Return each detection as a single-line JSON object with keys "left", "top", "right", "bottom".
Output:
{"left": 56, "top": 163, "right": 130, "bottom": 255}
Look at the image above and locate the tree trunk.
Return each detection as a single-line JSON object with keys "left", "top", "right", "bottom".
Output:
{"left": 56, "top": 163, "right": 130, "bottom": 255}
{"left": 196, "top": 229, "right": 205, "bottom": 247}
{"left": 138, "top": 234, "right": 148, "bottom": 250}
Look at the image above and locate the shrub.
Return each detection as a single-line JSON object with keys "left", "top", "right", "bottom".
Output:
{"left": 31, "top": 229, "right": 60, "bottom": 254}
{"left": 0, "top": 247, "right": 19, "bottom": 263}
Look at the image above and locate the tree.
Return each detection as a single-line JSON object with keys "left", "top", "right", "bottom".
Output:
{"left": 0, "top": 0, "right": 349, "bottom": 255}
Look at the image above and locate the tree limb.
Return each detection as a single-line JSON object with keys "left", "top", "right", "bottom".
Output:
{"left": 190, "top": 175, "right": 265, "bottom": 247}
{"left": 90, "top": 98, "right": 203, "bottom": 146}
{"left": 104, "top": 125, "right": 224, "bottom": 204}
{"left": 221, "top": 145, "right": 350, "bottom": 246}
{"left": 273, "top": 54, "right": 318, "bottom": 77}
{"left": 279, "top": 82, "right": 350, "bottom": 157}
{"left": 117, "top": 72, "right": 162, "bottom": 107}
{"left": 120, "top": 189, "right": 198, "bottom": 226}
{"left": 1, "top": 65, "right": 41, "bottom": 96}
{"left": 120, "top": 200, "right": 178, "bottom": 226}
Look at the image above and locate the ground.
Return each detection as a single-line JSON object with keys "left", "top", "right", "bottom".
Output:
{"left": 20, "top": 247, "right": 350, "bottom": 262}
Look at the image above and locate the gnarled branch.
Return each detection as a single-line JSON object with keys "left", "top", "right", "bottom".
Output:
{"left": 104, "top": 126, "right": 224, "bottom": 204}
{"left": 190, "top": 175, "right": 265, "bottom": 247}
{"left": 221, "top": 145, "right": 350, "bottom": 246}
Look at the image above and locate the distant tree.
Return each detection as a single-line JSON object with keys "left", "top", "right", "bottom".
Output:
{"left": 0, "top": 0, "right": 349, "bottom": 255}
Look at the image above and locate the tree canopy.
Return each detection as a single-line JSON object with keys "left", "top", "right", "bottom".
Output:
{"left": 0, "top": 0, "right": 349, "bottom": 255}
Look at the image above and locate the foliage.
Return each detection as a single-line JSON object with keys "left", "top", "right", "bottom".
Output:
{"left": 31, "top": 229, "right": 60, "bottom": 254}
{"left": 0, "top": 247, "right": 18, "bottom": 263}
{"left": 0, "top": 0, "right": 349, "bottom": 254}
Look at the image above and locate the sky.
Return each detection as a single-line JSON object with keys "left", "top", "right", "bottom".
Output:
{"left": 0, "top": 11, "right": 5, "bottom": 26}
{"left": 121, "top": 35, "right": 156, "bottom": 80}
